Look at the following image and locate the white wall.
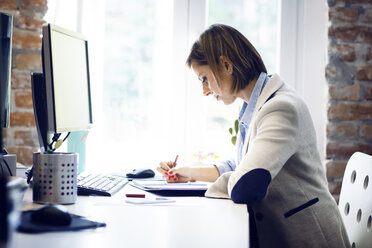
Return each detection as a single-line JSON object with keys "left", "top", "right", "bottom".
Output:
{"left": 279, "top": 0, "right": 328, "bottom": 163}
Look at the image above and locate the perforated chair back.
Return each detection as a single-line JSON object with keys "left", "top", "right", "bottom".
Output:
{"left": 338, "top": 152, "right": 372, "bottom": 248}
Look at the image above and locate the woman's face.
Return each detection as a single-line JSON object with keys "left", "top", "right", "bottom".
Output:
{"left": 191, "top": 62, "right": 236, "bottom": 105}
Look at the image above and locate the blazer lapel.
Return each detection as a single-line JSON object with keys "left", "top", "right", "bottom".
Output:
{"left": 240, "top": 74, "right": 284, "bottom": 157}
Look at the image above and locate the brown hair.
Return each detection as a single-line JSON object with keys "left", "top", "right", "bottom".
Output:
{"left": 186, "top": 24, "right": 267, "bottom": 93}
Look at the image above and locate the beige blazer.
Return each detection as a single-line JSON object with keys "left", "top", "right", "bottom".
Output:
{"left": 206, "top": 74, "right": 350, "bottom": 248}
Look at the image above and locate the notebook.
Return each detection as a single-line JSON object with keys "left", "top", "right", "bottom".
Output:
{"left": 131, "top": 180, "right": 210, "bottom": 197}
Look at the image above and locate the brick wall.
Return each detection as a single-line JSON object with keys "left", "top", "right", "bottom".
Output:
{"left": 0, "top": 0, "right": 47, "bottom": 166}
{"left": 326, "top": 0, "right": 372, "bottom": 201}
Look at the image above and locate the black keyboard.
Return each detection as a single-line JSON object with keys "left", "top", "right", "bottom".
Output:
{"left": 77, "top": 173, "right": 129, "bottom": 196}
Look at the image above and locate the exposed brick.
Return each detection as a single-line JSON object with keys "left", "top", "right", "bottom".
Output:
{"left": 17, "top": 0, "right": 47, "bottom": 20}
{"left": 327, "top": 142, "right": 372, "bottom": 159}
{"left": 20, "top": 0, "right": 47, "bottom": 10}
{"left": 12, "top": 29, "right": 42, "bottom": 50}
{"left": 329, "top": 84, "right": 360, "bottom": 100}
{"left": 328, "top": 180, "right": 342, "bottom": 195}
{"left": 327, "top": 0, "right": 372, "bottom": 204}
{"left": 329, "top": 25, "right": 372, "bottom": 43}
{"left": 11, "top": 70, "right": 31, "bottom": 89}
{"left": 13, "top": 12, "right": 45, "bottom": 31}
{"left": 15, "top": 90, "right": 33, "bottom": 108}
{"left": 330, "top": 7, "right": 359, "bottom": 23}
{"left": 326, "top": 160, "right": 347, "bottom": 179}
{"left": 364, "top": 7, "right": 372, "bottom": 23}
{"left": 325, "top": 64, "right": 337, "bottom": 79}
{"left": 0, "top": 0, "right": 17, "bottom": 10}
{"left": 6, "top": 146, "right": 38, "bottom": 166}
{"left": 14, "top": 130, "right": 38, "bottom": 146}
{"left": 10, "top": 111, "right": 35, "bottom": 126}
{"left": 328, "top": 101, "right": 372, "bottom": 121}
{"left": 1, "top": 0, "right": 46, "bottom": 167}
{"left": 355, "top": 64, "right": 372, "bottom": 81}
{"left": 327, "top": 122, "right": 358, "bottom": 139}
{"left": 367, "top": 46, "right": 372, "bottom": 61}
{"left": 366, "top": 86, "right": 372, "bottom": 100}
{"left": 333, "top": 0, "right": 372, "bottom": 3}
{"left": 326, "top": 55, "right": 355, "bottom": 85}
{"left": 2, "top": 128, "right": 11, "bottom": 147}
{"left": 362, "top": 124, "right": 372, "bottom": 138}
{"left": 14, "top": 53, "right": 41, "bottom": 71}
{"left": 336, "top": 44, "right": 356, "bottom": 62}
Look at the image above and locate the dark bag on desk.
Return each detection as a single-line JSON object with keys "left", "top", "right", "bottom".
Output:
{"left": 18, "top": 211, "right": 106, "bottom": 234}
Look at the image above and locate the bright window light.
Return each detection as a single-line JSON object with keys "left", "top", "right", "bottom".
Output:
{"left": 45, "top": 0, "right": 278, "bottom": 173}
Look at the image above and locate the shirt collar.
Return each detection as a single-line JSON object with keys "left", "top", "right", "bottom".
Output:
{"left": 238, "top": 72, "right": 268, "bottom": 124}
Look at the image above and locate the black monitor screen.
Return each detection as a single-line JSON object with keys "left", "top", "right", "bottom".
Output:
{"left": 0, "top": 12, "right": 12, "bottom": 129}
{"left": 42, "top": 24, "right": 93, "bottom": 133}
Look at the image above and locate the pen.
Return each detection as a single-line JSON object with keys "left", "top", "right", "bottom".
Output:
{"left": 173, "top": 155, "right": 179, "bottom": 168}
{"left": 126, "top": 194, "right": 146, "bottom": 198}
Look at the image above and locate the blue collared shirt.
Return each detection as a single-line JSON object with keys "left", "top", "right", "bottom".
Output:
{"left": 215, "top": 72, "right": 269, "bottom": 175}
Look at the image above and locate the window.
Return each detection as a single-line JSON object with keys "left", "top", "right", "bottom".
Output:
{"left": 183, "top": 0, "right": 279, "bottom": 164}
{"left": 46, "top": 0, "right": 279, "bottom": 172}
{"left": 208, "top": 0, "right": 278, "bottom": 73}
{"left": 85, "top": 0, "right": 176, "bottom": 171}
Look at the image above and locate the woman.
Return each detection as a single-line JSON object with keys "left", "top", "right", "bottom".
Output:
{"left": 157, "top": 24, "right": 350, "bottom": 248}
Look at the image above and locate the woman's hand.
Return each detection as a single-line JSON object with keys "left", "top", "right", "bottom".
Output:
{"left": 157, "top": 161, "right": 193, "bottom": 183}
{"left": 157, "top": 160, "right": 220, "bottom": 183}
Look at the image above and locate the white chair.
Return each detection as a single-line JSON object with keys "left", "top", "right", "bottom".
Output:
{"left": 338, "top": 152, "right": 372, "bottom": 248}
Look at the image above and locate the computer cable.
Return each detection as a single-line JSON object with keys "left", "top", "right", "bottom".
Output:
{"left": 26, "top": 166, "right": 33, "bottom": 184}
{"left": 47, "top": 132, "right": 71, "bottom": 152}
{"left": 62, "top": 132, "right": 71, "bottom": 142}
{"left": 47, "top": 133, "right": 61, "bottom": 151}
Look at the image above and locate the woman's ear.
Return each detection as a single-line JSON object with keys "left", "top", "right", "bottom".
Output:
{"left": 219, "top": 56, "right": 233, "bottom": 75}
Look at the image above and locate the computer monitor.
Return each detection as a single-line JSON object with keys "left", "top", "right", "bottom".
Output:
{"left": 0, "top": 13, "right": 12, "bottom": 129}
{"left": 0, "top": 12, "right": 13, "bottom": 154}
{"left": 0, "top": 12, "right": 16, "bottom": 177}
{"left": 42, "top": 24, "right": 93, "bottom": 134}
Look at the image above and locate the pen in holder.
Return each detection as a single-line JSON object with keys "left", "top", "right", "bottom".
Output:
{"left": 32, "top": 152, "right": 78, "bottom": 204}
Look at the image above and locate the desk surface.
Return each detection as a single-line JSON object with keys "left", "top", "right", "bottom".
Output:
{"left": 14, "top": 183, "right": 249, "bottom": 248}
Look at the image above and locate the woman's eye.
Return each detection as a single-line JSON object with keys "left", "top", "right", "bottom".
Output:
{"left": 201, "top": 77, "right": 207, "bottom": 84}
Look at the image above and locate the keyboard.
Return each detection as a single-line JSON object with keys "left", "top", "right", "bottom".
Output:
{"left": 77, "top": 173, "right": 129, "bottom": 196}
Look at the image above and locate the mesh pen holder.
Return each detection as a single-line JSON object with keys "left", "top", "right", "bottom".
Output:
{"left": 32, "top": 152, "right": 78, "bottom": 204}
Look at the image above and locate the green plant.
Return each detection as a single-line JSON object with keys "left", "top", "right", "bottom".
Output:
{"left": 229, "top": 119, "right": 239, "bottom": 146}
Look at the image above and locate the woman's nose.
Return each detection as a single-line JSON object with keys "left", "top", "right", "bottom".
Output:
{"left": 202, "top": 83, "right": 211, "bottom": 96}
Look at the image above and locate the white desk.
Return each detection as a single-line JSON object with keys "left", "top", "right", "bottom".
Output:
{"left": 13, "top": 184, "right": 249, "bottom": 248}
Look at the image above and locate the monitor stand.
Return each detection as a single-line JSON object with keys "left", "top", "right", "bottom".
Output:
{"left": 0, "top": 154, "right": 16, "bottom": 177}
{"left": 0, "top": 127, "right": 16, "bottom": 177}
{"left": 31, "top": 73, "right": 48, "bottom": 152}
